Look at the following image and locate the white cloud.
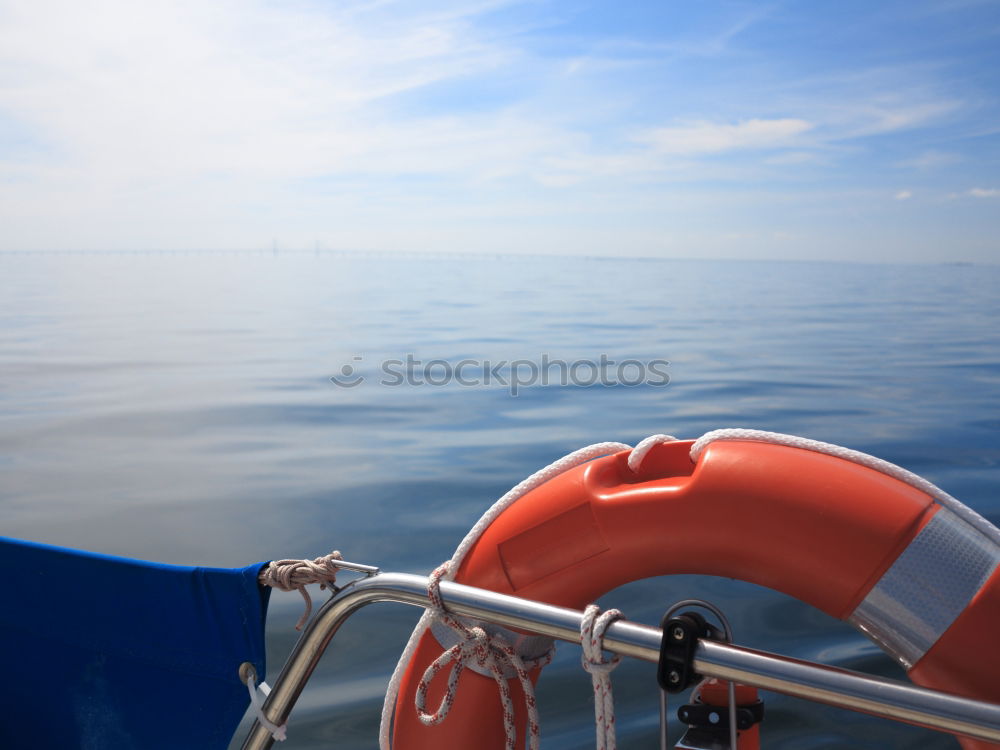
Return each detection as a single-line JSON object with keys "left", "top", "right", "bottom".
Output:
{"left": 770, "top": 64, "right": 964, "bottom": 143}
{"left": 895, "top": 190, "right": 913, "bottom": 200}
{"left": 764, "top": 151, "right": 825, "bottom": 166}
{"left": 0, "top": 0, "right": 994, "bottom": 261}
{"left": 968, "top": 188, "right": 1000, "bottom": 198}
{"left": 0, "top": 0, "right": 527, "bottom": 184}
{"left": 855, "top": 100, "right": 960, "bottom": 136}
{"left": 636, "top": 118, "right": 813, "bottom": 156}
{"left": 895, "top": 150, "right": 961, "bottom": 169}
{"left": 0, "top": 0, "right": 820, "bottom": 209}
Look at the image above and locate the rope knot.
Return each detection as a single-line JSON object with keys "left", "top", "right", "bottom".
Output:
{"left": 259, "top": 550, "right": 343, "bottom": 630}
{"left": 581, "top": 604, "right": 624, "bottom": 750}
{"left": 414, "top": 560, "right": 546, "bottom": 750}
{"left": 581, "top": 604, "right": 624, "bottom": 673}
{"left": 465, "top": 626, "right": 490, "bottom": 668}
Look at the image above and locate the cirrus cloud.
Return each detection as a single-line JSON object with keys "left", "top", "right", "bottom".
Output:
{"left": 635, "top": 118, "right": 814, "bottom": 156}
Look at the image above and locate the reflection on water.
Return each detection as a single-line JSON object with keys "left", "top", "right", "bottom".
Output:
{"left": 2, "top": 252, "right": 998, "bottom": 748}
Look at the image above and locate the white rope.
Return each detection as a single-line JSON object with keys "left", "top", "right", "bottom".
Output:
{"left": 580, "top": 605, "right": 624, "bottom": 750}
{"left": 245, "top": 674, "right": 287, "bottom": 742}
{"left": 627, "top": 434, "right": 678, "bottom": 473}
{"left": 380, "top": 427, "right": 998, "bottom": 750}
{"left": 379, "top": 441, "right": 631, "bottom": 750}
{"left": 691, "top": 429, "right": 1000, "bottom": 546}
{"left": 259, "top": 550, "right": 343, "bottom": 630}
{"left": 413, "top": 563, "right": 552, "bottom": 750}
{"left": 245, "top": 550, "right": 345, "bottom": 742}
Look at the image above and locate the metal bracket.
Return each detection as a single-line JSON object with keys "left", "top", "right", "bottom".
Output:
{"left": 657, "top": 599, "right": 737, "bottom": 750}
{"left": 658, "top": 611, "right": 722, "bottom": 693}
{"left": 678, "top": 699, "right": 764, "bottom": 730}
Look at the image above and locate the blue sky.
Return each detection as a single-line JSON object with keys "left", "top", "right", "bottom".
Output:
{"left": 0, "top": 0, "right": 998, "bottom": 261}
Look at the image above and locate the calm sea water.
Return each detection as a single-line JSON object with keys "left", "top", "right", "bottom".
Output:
{"left": 2, "top": 252, "right": 998, "bottom": 749}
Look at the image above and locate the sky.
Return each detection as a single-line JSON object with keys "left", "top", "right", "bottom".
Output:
{"left": 0, "top": 0, "right": 998, "bottom": 262}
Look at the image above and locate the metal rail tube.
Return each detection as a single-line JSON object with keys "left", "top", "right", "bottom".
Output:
{"left": 241, "top": 573, "right": 1000, "bottom": 749}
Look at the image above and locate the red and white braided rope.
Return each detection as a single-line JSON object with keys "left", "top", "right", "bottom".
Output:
{"left": 580, "top": 605, "right": 624, "bottom": 750}
{"left": 380, "top": 441, "right": 630, "bottom": 750}
{"left": 415, "top": 563, "right": 551, "bottom": 750}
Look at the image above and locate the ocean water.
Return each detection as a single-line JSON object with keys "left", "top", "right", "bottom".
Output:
{"left": 1, "top": 252, "right": 998, "bottom": 749}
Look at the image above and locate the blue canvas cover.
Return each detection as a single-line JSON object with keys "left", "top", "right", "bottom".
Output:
{"left": 0, "top": 536, "right": 271, "bottom": 749}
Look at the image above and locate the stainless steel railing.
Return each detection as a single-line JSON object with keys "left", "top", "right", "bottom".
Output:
{"left": 241, "top": 572, "right": 1000, "bottom": 749}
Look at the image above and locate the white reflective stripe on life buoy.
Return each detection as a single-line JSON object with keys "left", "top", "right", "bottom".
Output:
{"left": 849, "top": 508, "right": 1000, "bottom": 669}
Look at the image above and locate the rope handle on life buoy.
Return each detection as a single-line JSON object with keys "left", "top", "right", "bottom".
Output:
{"left": 381, "top": 427, "right": 1000, "bottom": 750}
{"left": 380, "top": 435, "right": 684, "bottom": 750}
{"left": 380, "top": 441, "right": 633, "bottom": 749}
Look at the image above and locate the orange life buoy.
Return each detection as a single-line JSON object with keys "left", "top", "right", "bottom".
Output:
{"left": 391, "top": 436, "right": 1000, "bottom": 749}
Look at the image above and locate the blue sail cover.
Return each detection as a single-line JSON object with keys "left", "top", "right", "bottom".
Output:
{"left": 0, "top": 536, "right": 271, "bottom": 749}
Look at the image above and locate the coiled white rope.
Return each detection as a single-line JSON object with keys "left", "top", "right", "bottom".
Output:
{"left": 259, "top": 550, "right": 344, "bottom": 630}
{"left": 580, "top": 605, "right": 625, "bottom": 750}
{"left": 379, "top": 441, "right": 631, "bottom": 750}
